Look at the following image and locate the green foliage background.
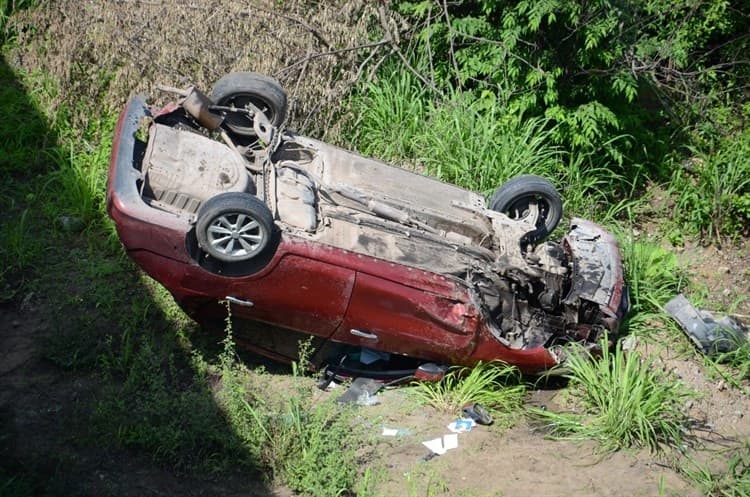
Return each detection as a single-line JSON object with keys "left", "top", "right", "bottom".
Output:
{"left": 348, "top": 0, "right": 750, "bottom": 239}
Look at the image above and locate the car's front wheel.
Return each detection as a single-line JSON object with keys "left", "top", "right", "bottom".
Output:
{"left": 489, "top": 175, "right": 563, "bottom": 242}
{"left": 196, "top": 192, "right": 275, "bottom": 262}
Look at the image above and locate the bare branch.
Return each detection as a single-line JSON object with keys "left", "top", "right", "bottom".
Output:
{"left": 377, "top": 5, "right": 443, "bottom": 96}
{"left": 274, "top": 39, "right": 390, "bottom": 77}
{"left": 441, "top": 0, "right": 462, "bottom": 89}
{"left": 247, "top": 2, "right": 332, "bottom": 49}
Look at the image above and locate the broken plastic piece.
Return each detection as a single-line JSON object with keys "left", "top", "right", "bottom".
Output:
{"left": 664, "top": 294, "right": 747, "bottom": 357}
{"left": 447, "top": 418, "right": 476, "bottom": 433}
{"left": 337, "top": 377, "right": 383, "bottom": 405}
{"left": 461, "top": 403, "right": 493, "bottom": 425}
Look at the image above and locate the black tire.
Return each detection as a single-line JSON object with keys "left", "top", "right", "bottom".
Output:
{"left": 210, "top": 72, "right": 287, "bottom": 137}
{"left": 489, "top": 175, "right": 563, "bottom": 242}
{"left": 196, "top": 192, "right": 275, "bottom": 262}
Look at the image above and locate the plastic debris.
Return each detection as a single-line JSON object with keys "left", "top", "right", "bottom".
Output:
{"left": 665, "top": 294, "right": 747, "bottom": 357}
{"left": 447, "top": 418, "right": 476, "bottom": 433}
{"left": 461, "top": 402, "right": 493, "bottom": 425}
{"left": 337, "top": 377, "right": 383, "bottom": 405}
{"left": 382, "top": 427, "right": 410, "bottom": 437}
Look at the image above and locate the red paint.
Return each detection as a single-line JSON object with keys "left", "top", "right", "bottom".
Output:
{"left": 107, "top": 96, "right": 628, "bottom": 376}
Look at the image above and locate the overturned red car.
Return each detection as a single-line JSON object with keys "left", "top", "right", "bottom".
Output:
{"left": 107, "top": 73, "right": 629, "bottom": 379}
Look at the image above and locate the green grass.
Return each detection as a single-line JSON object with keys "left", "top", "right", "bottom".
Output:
{"left": 217, "top": 331, "right": 364, "bottom": 496}
{"left": 0, "top": 53, "right": 368, "bottom": 494}
{"left": 410, "top": 361, "right": 526, "bottom": 421}
{"left": 703, "top": 339, "right": 750, "bottom": 395}
{"left": 345, "top": 67, "right": 650, "bottom": 225}
{"left": 0, "top": 0, "right": 39, "bottom": 44}
{"left": 532, "top": 341, "right": 694, "bottom": 452}
{"left": 348, "top": 73, "right": 564, "bottom": 195}
{"left": 348, "top": 69, "right": 429, "bottom": 163}
{"left": 44, "top": 114, "right": 115, "bottom": 225}
{"left": 668, "top": 132, "right": 750, "bottom": 242}
{"left": 1, "top": 5, "right": 748, "bottom": 494}
{"left": 681, "top": 444, "right": 750, "bottom": 497}
{"left": 618, "top": 235, "right": 688, "bottom": 336}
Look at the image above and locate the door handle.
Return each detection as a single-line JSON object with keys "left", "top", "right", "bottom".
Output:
{"left": 225, "top": 296, "right": 254, "bottom": 307}
{"left": 350, "top": 329, "right": 378, "bottom": 341}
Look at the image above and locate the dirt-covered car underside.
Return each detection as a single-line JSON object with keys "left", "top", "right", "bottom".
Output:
{"left": 107, "top": 73, "right": 629, "bottom": 378}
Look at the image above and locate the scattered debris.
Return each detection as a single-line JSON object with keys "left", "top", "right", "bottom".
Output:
{"left": 665, "top": 294, "right": 748, "bottom": 357}
{"left": 382, "top": 427, "right": 410, "bottom": 437}
{"left": 422, "top": 434, "right": 458, "bottom": 455}
{"left": 447, "top": 419, "right": 476, "bottom": 433}
{"left": 461, "top": 403, "right": 493, "bottom": 425}
{"left": 337, "top": 377, "right": 383, "bottom": 405}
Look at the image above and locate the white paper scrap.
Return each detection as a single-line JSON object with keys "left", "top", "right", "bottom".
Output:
{"left": 443, "top": 433, "right": 458, "bottom": 450}
{"left": 382, "top": 427, "right": 400, "bottom": 436}
{"left": 422, "top": 434, "right": 459, "bottom": 455}
{"left": 422, "top": 437, "right": 447, "bottom": 455}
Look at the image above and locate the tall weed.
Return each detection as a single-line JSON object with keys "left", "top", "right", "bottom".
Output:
{"left": 44, "top": 114, "right": 115, "bottom": 225}
{"left": 617, "top": 235, "right": 687, "bottom": 336}
{"left": 410, "top": 361, "right": 526, "bottom": 419}
{"left": 217, "top": 309, "right": 363, "bottom": 496}
{"left": 349, "top": 68, "right": 428, "bottom": 163}
{"left": 346, "top": 68, "right": 645, "bottom": 225}
{"left": 533, "top": 341, "right": 694, "bottom": 452}
{"left": 0, "top": 209, "right": 39, "bottom": 278}
{"left": 347, "top": 76, "right": 564, "bottom": 194}
{"left": 417, "top": 94, "right": 563, "bottom": 195}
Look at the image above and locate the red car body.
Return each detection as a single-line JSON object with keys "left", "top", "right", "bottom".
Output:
{"left": 107, "top": 94, "right": 629, "bottom": 377}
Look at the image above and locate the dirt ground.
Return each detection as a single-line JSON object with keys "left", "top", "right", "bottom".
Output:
{"left": 4, "top": 198, "right": 746, "bottom": 497}
{"left": 2, "top": 240, "right": 748, "bottom": 496}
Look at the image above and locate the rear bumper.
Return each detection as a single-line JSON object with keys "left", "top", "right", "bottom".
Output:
{"left": 564, "top": 218, "right": 629, "bottom": 332}
{"left": 107, "top": 96, "right": 192, "bottom": 259}
{"left": 107, "top": 96, "right": 191, "bottom": 231}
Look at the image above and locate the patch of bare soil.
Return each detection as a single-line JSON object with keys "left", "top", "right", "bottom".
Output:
{"left": 677, "top": 242, "right": 750, "bottom": 316}
{"left": 349, "top": 387, "right": 696, "bottom": 497}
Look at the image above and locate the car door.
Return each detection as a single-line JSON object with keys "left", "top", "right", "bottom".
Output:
{"left": 225, "top": 253, "right": 356, "bottom": 337}
{"left": 331, "top": 272, "right": 479, "bottom": 363}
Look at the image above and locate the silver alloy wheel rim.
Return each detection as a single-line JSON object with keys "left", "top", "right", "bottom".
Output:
{"left": 206, "top": 213, "right": 265, "bottom": 259}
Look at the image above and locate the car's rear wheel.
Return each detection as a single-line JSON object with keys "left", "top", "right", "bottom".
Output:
{"left": 210, "top": 72, "right": 287, "bottom": 137}
{"left": 196, "top": 192, "right": 275, "bottom": 262}
{"left": 489, "top": 175, "right": 562, "bottom": 242}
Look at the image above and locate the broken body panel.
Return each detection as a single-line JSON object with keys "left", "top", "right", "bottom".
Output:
{"left": 107, "top": 95, "right": 628, "bottom": 375}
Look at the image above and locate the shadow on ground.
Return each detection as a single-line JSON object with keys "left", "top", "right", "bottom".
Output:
{"left": 0, "top": 53, "right": 281, "bottom": 497}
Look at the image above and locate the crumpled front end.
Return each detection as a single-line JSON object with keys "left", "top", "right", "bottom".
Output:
{"left": 562, "top": 218, "right": 629, "bottom": 337}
